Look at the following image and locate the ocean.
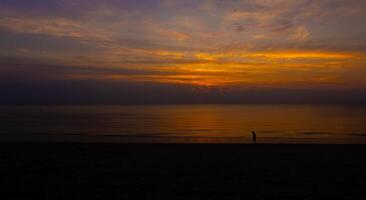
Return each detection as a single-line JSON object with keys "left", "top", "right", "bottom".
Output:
{"left": 1, "top": 104, "right": 366, "bottom": 143}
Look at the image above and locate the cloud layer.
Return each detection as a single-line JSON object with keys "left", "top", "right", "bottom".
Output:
{"left": 0, "top": 0, "right": 366, "bottom": 102}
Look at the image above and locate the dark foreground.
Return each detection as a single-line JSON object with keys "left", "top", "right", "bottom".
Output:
{"left": 1, "top": 143, "right": 366, "bottom": 199}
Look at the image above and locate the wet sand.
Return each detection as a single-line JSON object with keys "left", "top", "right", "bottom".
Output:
{"left": 1, "top": 143, "right": 366, "bottom": 199}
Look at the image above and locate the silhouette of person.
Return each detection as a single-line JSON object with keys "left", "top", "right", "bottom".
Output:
{"left": 251, "top": 131, "right": 257, "bottom": 144}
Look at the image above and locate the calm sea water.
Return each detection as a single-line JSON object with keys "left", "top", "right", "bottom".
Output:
{"left": 1, "top": 105, "right": 366, "bottom": 143}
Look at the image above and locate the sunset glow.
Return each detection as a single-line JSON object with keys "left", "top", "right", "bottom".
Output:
{"left": 1, "top": 0, "right": 366, "bottom": 90}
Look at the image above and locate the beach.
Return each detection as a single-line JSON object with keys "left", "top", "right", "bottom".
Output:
{"left": 1, "top": 143, "right": 365, "bottom": 199}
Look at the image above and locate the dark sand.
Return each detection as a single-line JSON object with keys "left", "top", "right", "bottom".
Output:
{"left": 1, "top": 143, "right": 366, "bottom": 199}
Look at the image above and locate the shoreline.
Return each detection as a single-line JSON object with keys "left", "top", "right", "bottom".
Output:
{"left": 1, "top": 142, "right": 366, "bottom": 199}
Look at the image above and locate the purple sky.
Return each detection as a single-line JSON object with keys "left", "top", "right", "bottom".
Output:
{"left": 1, "top": 0, "right": 366, "bottom": 103}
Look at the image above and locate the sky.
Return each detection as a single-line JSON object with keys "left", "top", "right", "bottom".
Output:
{"left": 1, "top": 0, "right": 366, "bottom": 104}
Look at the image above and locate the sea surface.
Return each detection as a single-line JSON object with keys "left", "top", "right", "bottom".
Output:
{"left": 1, "top": 104, "right": 366, "bottom": 143}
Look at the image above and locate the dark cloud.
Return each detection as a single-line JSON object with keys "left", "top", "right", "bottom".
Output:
{"left": 0, "top": 0, "right": 365, "bottom": 105}
{"left": 0, "top": 0, "right": 162, "bottom": 17}
{"left": 0, "top": 57, "right": 176, "bottom": 82}
{"left": 0, "top": 29, "right": 98, "bottom": 53}
{"left": 1, "top": 78, "right": 366, "bottom": 104}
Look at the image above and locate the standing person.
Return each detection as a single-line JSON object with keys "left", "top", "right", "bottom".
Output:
{"left": 251, "top": 131, "right": 257, "bottom": 144}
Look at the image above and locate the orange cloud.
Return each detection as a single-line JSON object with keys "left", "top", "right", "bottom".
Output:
{"left": 159, "top": 30, "right": 190, "bottom": 41}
